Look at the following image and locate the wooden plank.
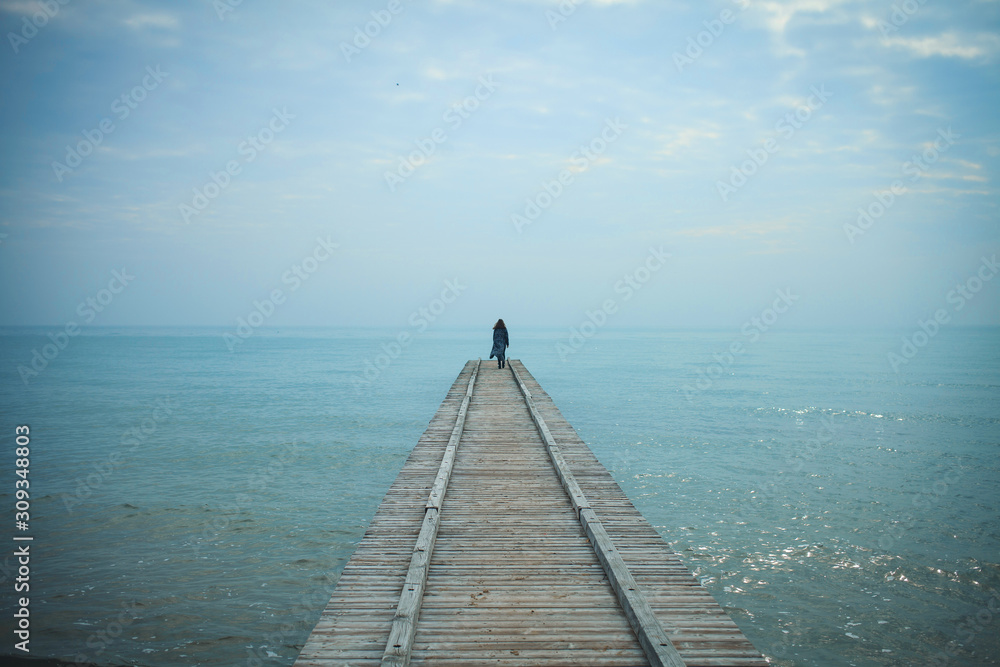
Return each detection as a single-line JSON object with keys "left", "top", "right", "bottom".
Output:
{"left": 426, "top": 360, "right": 480, "bottom": 511}
{"left": 581, "top": 508, "right": 686, "bottom": 667}
{"left": 296, "top": 359, "right": 767, "bottom": 667}
{"left": 409, "top": 362, "right": 639, "bottom": 666}
{"left": 510, "top": 368, "right": 590, "bottom": 514}
{"left": 381, "top": 360, "right": 480, "bottom": 667}
{"left": 381, "top": 508, "right": 440, "bottom": 666}
{"left": 509, "top": 362, "right": 687, "bottom": 667}
{"left": 509, "top": 361, "right": 768, "bottom": 667}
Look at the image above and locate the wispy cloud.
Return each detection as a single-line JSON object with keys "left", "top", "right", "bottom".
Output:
{"left": 674, "top": 219, "right": 798, "bottom": 239}
{"left": 0, "top": 1, "right": 54, "bottom": 16}
{"left": 123, "top": 12, "right": 179, "bottom": 30}
{"left": 754, "top": 0, "right": 852, "bottom": 35}
{"left": 1, "top": 0, "right": 997, "bottom": 328}
{"left": 882, "top": 31, "right": 1000, "bottom": 60}
{"left": 651, "top": 127, "right": 721, "bottom": 159}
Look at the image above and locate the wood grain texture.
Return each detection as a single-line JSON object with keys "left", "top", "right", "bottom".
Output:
{"left": 510, "top": 363, "right": 685, "bottom": 667}
{"left": 294, "top": 360, "right": 767, "bottom": 667}
{"left": 382, "top": 360, "right": 480, "bottom": 666}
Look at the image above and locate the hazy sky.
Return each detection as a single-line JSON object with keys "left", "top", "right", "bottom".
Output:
{"left": 1, "top": 0, "right": 997, "bottom": 329}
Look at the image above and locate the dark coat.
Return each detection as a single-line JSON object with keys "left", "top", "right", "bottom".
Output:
{"left": 490, "top": 327, "right": 509, "bottom": 359}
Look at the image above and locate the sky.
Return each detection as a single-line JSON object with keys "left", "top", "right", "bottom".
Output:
{"left": 0, "top": 0, "right": 998, "bottom": 330}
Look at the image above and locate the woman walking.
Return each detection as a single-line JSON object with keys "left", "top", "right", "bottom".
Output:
{"left": 490, "top": 319, "right": 509, "bottom": 369}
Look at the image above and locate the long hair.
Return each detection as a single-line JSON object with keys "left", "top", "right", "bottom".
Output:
{"left": 493, "top": 318, "right": 506, "bottom": 329}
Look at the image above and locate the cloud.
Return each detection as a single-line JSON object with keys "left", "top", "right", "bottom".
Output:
{"left": 376, "top": 90, "right": 430, "bottom": 104}
{"left": 754, "top": 0, "right": 849, "bottom": 35}
{"left": 882, "top": 31, "right": 1000, "bottom": 60}
{"left": 674, "top": 219, "right": 797, "bottom": 239}
{"left": 652, "top": 126, "right": 721, "bottom": 159}
{"left": 954, "top": 159, "right": 983, "bottom": 171}
{"left": 866, "top": 82, "right": 919, "bottom": 107}
{"left": 0, "top": 1, "right": 55, "bottom": 16}
{"left": 497, "top": 0, "right": 646, "bottom": 4}
{"left": 122, "top": 13, "right": 180, "bottom": 30}
{"left": 424, "top": 66, "right": 451, "bottom": 81}
{"left": 749, "top": 0, "right": 858, "bottom": 57}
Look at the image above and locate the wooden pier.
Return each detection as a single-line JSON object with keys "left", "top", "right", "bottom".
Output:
{"left": 295, "top": 360, "right": 766, "bottom": 666}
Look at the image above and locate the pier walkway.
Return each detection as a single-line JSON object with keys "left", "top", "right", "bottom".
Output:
{"left": 295, "top": 360, "right": 766, "bottom": 666}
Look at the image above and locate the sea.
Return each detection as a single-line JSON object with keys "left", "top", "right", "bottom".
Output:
{"left": 0, "top": 326, "right": 997, "bottom": 667}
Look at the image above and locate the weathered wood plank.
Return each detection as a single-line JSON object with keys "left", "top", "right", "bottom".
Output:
{"left": 295, "top": 359, "right": 767, "bottom": 667}
{"left": 381, "top": 360, "right": 480, "bottom": 667}
{"left": 510, "top": 362, "right": 687, "bottom": 667}
{"left": 425, "top": 360, "right": 480, "bottom": 511}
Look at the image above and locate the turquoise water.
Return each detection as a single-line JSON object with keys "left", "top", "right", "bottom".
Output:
{"left": 0, "top": 327, "right": 998, "bottom": 666}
